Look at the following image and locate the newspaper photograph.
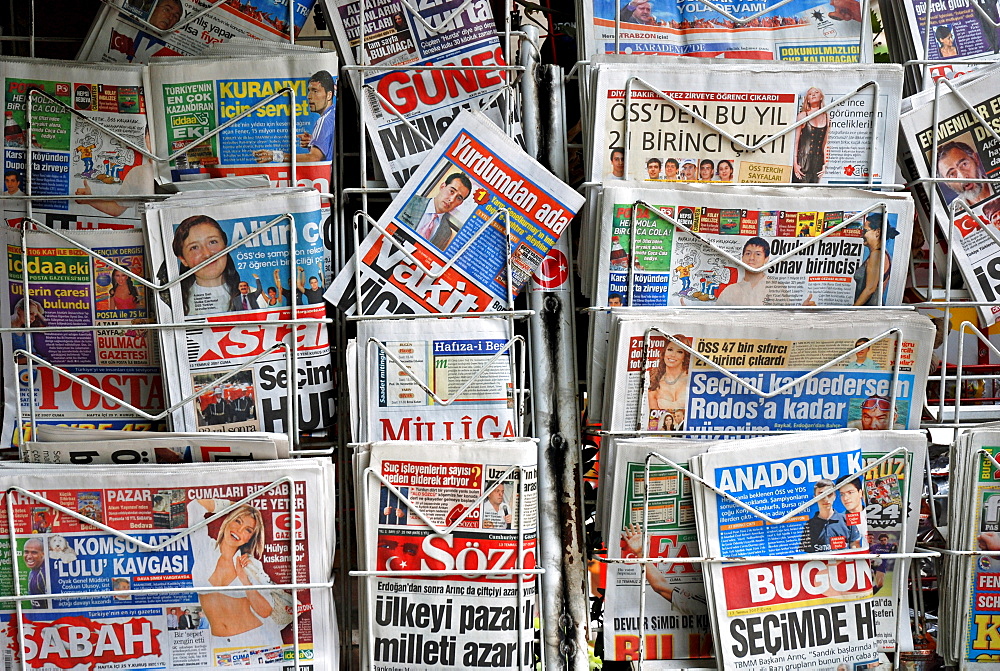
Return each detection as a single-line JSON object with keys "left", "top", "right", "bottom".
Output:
{"left": 353, "top": 317, "right": 517, "bottom": 443}
{"left": 897, "top": 0, "right": 1000, "bottom": 85}
{"left": 327, "top": 109, "right": 585, "bottom": 316}
{"left": 0, "top": 458, "right": 336, "bottom": 669}
{"left": 78, "top": 0, "right": 317, "bottom": 63}
{"left": 589, "top": 61, "right": 903, "bottom": 186}
{"left": 0, "top": 227, "right": 162, "bottom": 450}
{"left": 358, "top": 440, "right": 538, "bottom": 670}
{"left": 692, "top": 430, "right": 880, "bottom": 670}
{"left": 580, "top": 0, "right": 871, "bottom": 62}
{"left": 146, "top": 188, "right": 333, "bottom": 434}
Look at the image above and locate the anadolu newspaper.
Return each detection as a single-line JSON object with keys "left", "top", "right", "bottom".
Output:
{"left": 0, "top": 227, "right": 163, "bottom": 450}
{"left": 0, "top": 458, "right": 336, "bottom": 669}
{"left": 145, "top": 188, "right": 333, "bottom": 434}
{"left": 899, "top": 68, "right": 1000, "bottom": 328}
{"left": 579, "top": 0, "right": 871, "bottom": 62}
{"left": 357, "top": 440, "right": 538, "bottom": 670}
{"left": 603, "top": 309, "right": 935, "bottom": 434}
{"left": 352, "top": 318, "right": 517, "bottom": 443}
{"left": 1, "top": 58, "right": 152, "bottom": 229}
{"left": 321, "top": 0, "right": 518, "bottom": 187}
{"left": 78, "top": 0, "right": 317, "bottom": 63}
{"left": 327, "top": 110, "right": 585, "bottom": 316}
{"left": 691, "top": 430, "right": 879, "bottom": 670}
{"left": 602, "top": 438, "right": 713, "bottom": 663}
{"left": 589, "top": 60, "right": 902, "bottom": 186}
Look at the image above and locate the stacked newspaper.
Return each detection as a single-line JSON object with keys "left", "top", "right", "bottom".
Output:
{"left": 145, "top": 187, "right": 334, "bottom": 435}
{"left": 348, "top": 317, "right": 519, "bottom": 443}
{"left": 327, "top": 110, "right": 586, "bottom": 316}
{"left": 0, "top": 457, "right": 337, "bottom": 669}
{"left": 319, "top": 0, "right": 518, "bottom": 187}
{"left": 600, "top": 309, "right": 935, "bottom": 435}
{"left": 691, "top": 430, "right": 881, "bottom": 670}
{"left": 78, "top": 0, "right": 318, "bottom": 63}
{"left": 355, "top": 439, "right": 538, "bottom": 670}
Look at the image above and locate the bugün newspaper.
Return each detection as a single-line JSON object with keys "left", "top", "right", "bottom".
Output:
{"left": 0, "top": 226, "right": 163, "bottom": 450}
{"left": 145, "top": 188, "right": 334, "bottom": 434}
{"left": 691, "top": 430, "right": 880, "bottom": 670}
{"left": 588, "top": 60, "right": 903, "bottom": 186}
{"left": 0, "top": 457, "right": 336, "bottom": 669}
{"left": 326, "top": 109, "right": 585, "bottom": 316}
{"left": 77, "top": 0, "right": 317, "bottom": 63}
{"left": 356, "top": 439, "right": 538, "bottom": 669}
{"left": 352, "top": 317, "right": 518, "bottom": 443}
{"left": 603, "top": 309, "right": 935, "bottom": 434}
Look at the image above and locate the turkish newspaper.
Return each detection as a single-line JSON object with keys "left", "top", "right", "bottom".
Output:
{"left": 602, "top": 438, "right": 713, "bottom": 663}
{"left": 21, "top": 435, "right": 282, "bottom": 464}
{"left": 321, "top": 0, "right": 518, "bottom": 187}
{"left": 578, "top": 0, "right": 872, "bottom": 62}
{"left": 691, "top": 430, "right": 880, "bottom": 670}
{"left": 32, "top": 424, "right": 291, "bottom": 459}
{"left": 0, "top": 227, "right": 162, "bottom": 450}
{"left": 0, "top": 457, "right": 336, "bottom": 669}
{"left": 895, "top": 0, "right": 1000, "bottom": 85}
{"left": 1, "top": 57, "right": 152, "bottom": 230}
{"left": 356, "top": 439, "right": 538, "bottom": 670}
{"left": 898, "top": 68, "right": 1000, "bottom": 328}
{"left": 326, "top": 110, "right": 586, "bottom": 316}
{"left": 145, "top": 188, "right": 334, "bottom": 435}
{"left": 77, "top": 0, "right": 317, "bottom": 63}
{"left": 603, "top": 309, "right": 936, "bottom": 434}
{"left": 352, "top": 317, "right": 517, "bottom": 443}
{"left": 588, "top": 60, "right": 903, "bottom": 186}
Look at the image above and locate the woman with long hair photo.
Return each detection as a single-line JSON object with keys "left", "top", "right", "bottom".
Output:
{"left": 853, "top": 214, "right": 899, "bottom": 306}
{"left": 171, "top": 215, "right": 243, "bottom": 315}
{"left": 647, "top": 335, "right": 693, "bottom": 430}
{"left": 108, "top": 268, "right": 141, "bottom": 310}
{"left": 792, "top": 87, "right": 830, "bottom": 184}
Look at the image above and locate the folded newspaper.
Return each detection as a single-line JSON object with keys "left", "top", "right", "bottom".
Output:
{"left": 145, "top": 188, "right": 334, "bottom": 435}
{"left": 327, "top": 109, "right": 586, "bottom": 316}
{"left": 0, "top": 458, "right": 337, "bottom": 669}
{"left": 356, "top": 439, "right": 538, "bottom": 669}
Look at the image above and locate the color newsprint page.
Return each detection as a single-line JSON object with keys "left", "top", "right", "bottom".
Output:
{"left": 603, "top": 309, "right": 935, "bottom": 434}
{"left": 0, "top": 458, "right": 337, "bottom": 669}
{"left": 579, "top": 0, "right": 872, "bottom": 62}
{"left": 77, "top": 0, "right": 317, "bottom": 63}
{"left": 321, "top": 0, "right": 519, "bottom": 187}
{"left": 0, "top": 227, "right": 163, "bottom": 451}
{"left": 356, "top": 439, "right": 538, "bottom": 670}
{"left": 1, "top": 57, "right": 152, "bottom": 230}
{"left": 588, "top": 59, "right": 903, "bottom": 186}
{"left": 899, "top": 68, "right": 1000, "bottom": 328}
{"left": 896, "top": 0, "right": 1000, "bottom": 85}
{"left": 352, "top": 317, "right": 517, "bottom": 443}
{"left": 602, "top": 438, "right": 713, "bottom": 664}
{"left": 327, "top": 109, "right": 585, "bottom": 316}
{"left": 692, "top": 430, "right": 881, "bottom": 670}
{"left": 145, "top": 188, "right": 333, "bottom": 435}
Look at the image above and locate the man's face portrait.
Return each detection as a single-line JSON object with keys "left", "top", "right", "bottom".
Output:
{"left": 309, "top": 277, "right": 320, "bottom": 290}
{"left": 699, "top": 162, "right": 714, "bottom": 180}
{"left": 937, "top": 145, "right": 989, "bottom": 203}
{"left": 742, "top": 244, "right": 768, "bottom": 270}
{"left": 839, "top": 483, "right": 863, "bottom": 513}
{"left": 488, "top": 484, "right": 505, "bottom": 505}
{"left": 608, "top": 295, "right": 623, "bottom": 307}
{"left": 860, "top": 397, "right": 890, "bottom": 430}
{"left": 633, "top": 1, "right": 654, "bottom": 22}
{"left": 611, "top": 150, "right": 625, "bottom": 177}
{"left": 814, "top": 484, "right": 836, "bottom": 512}
{"left": 23, "top": 540, "right": 44, "bottom": 570}
{"left": 646, "top": 161, "right": 661, "bottom": 179}
{"left": 682, "top": 163, "right": 696, "bottom": 180}
{"left": 432, "top": 178, "right": 470, "bottom": 214}
{"left": 238, "top": 281, "right": 250, "bottom": 295}
{"left": 5, "top": 173, "right": 20, "bottom": 194}
{"left": 149, "top": 0, "right": 182, "bottom": 29}
{"left": 306, "top": 80, "right": 333, "bottom": 115}
{"left": 663, "top": 161, "right": 678, "bottom": 178}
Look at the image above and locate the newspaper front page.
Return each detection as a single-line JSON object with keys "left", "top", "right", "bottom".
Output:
{"left": 358, "top": 440, "right": 538, "bottom": 670}
{"left": 0, "top": 227, "right": 162, "bottom": 450}
{"left": 146, "top": 188, "right": 333, "bottom": 434}
{"left": 897, "top": 0, "right": 1000, "bottom": 85}
{"left": 589, "top": 61, "right": 903, "bottom": 186}
{"left": 692, "top": 431, "right": 880, "bottom": 670}
{"left": 0, "top": 458, "right": 336, "bottom": 669}
{"left": 327, "top": 110, "right": 585, "bottom": 316}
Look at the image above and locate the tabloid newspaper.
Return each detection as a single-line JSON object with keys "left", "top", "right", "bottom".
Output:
{"left": 356, "top": 439, "right": 538, "bottom": 670}
{"left": 77, "top": 0, "right": 317, "bottom": 63}
{"left": 601, "top": 438, "right": 713, "bottom": 663}
{"left": 894, "top": 0, "right": 1000, "bottom": 86}
{"left": 603, "top": 309, "right": 935, "bottom": 435}
{"left": 588, "top": 60, "right": 903, "bottom": 186}
{"left": 578, "top": 0, "right": 872, "bottom": 62}
{"left": 0, "top": 227, "right": 163, "bottom": 450}
{"left": 320, "top": 0, "right": 518, "bottom": 187}
{"left": 691, "top": 430, "right": 880, "bottom": 670}
{"left": 145, "top": 188, "right": 334, "bottom": 435}
{"left": 898, "top": 68, "right": 1000, "bottom": 328}
{"left": 352, "top": 317, "right": 517, "bottom": 443}
{"left": 21, "top": 435, "right": 282, "bottom": 464}
{"left": 1, "top": 57, "right": 153, "bottom": 230}
{"left": 0, "top": 458, "right": 336, "bottom": 669}
{"left": 32, "top": 424, "right": 291, "bottom": 459}
{"left": 326, "top": 110, "right": 586, "bottom": 316}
